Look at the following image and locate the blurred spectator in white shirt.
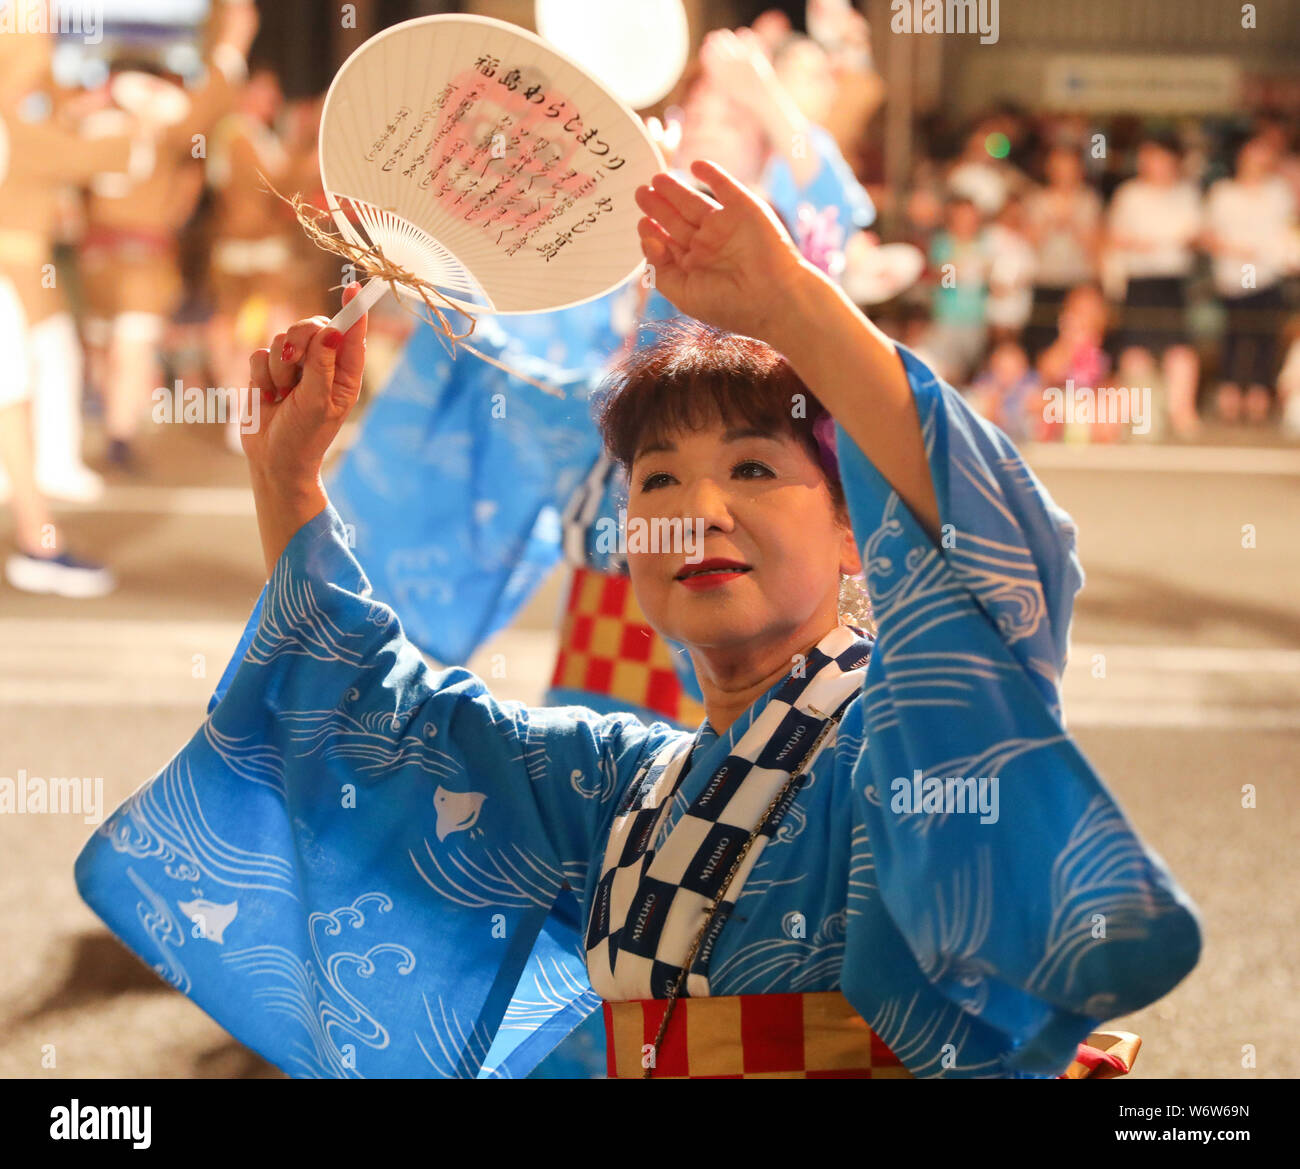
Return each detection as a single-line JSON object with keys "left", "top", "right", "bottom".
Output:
{"left": 1106, "top": 135, "right": 1203, "bottom": 436}
{"left": 1022, "top": 146, "right": 1102, "bottom": 358}
{"left": 985, "top": 194, "right": 1037, "bottom": 343}
{"left": 1203, "top": 135, "right": 1298, "bottom": 423}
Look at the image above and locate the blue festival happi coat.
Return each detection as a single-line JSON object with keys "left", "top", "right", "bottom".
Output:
{"left": 75, "top": 346, "right": 1201, "bottom": 1077}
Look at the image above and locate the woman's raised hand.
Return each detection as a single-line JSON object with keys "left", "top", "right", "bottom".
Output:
{"left": 698, "top": 27, "right": 780, "bottom": 116}
{"left": 634, "top": 159, "right": 813, "bottom": 343}
{"left": 244, "top": 281, "right": 367, "bottom": 490}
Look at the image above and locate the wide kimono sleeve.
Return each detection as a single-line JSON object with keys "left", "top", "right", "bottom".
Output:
{"left": 326, "top": 319, "right": 605, "bottom": 665}
{"left": 762, "top": 123, "right": 876, "bottom": 234}
{"left": 74, "top": 502, "right": 680, "bottom": 1078}
{"left": 838, "top": 344, "right": 1201, "bottom": 1077}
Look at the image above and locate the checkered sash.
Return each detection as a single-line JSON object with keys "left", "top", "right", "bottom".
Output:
{"left": 550, "top": 565, "right": 707, "bottom": 726}
{"left": 585, "top": 624, "right": 872, "bottom": 1001}
{"left": 603, "top": 991, "right": 913, "bottom": 1078}
{"left": 603, "top": 996, "right": 1135, "bottom": 1079}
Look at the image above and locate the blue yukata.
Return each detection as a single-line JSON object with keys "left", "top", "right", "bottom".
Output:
{"left": 75, "top": 345, "right": 1200, "bottom": 1078}
{"left": 326, "top": 127, "right": 874, "bottom": 700}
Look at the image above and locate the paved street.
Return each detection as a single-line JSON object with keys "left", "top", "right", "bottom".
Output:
{"left": 1, "top": 420, "right": 1297, "bottom": 1078}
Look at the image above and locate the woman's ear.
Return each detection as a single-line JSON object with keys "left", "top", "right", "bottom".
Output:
{"left": 839, "top": 519, "right": 862, "bottom": 578}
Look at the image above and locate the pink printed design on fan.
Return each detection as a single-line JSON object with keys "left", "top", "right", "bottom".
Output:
{"left": 355, "top": 63, "right": 603, "bottom": 253}
{"left": 423, "top": 68, "right": 596, "bottom": 241}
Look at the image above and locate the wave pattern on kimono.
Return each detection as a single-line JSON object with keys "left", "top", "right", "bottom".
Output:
{"left": 75, "top": 344, "right": 1200, "bottom": 1078}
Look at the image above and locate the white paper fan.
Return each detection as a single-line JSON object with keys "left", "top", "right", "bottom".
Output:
{"left": 320, "top": 14, "right": 665, "bottom": 334}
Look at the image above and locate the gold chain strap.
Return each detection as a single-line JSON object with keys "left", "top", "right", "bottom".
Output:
{"left": 641, "top": 712, "right": 845, "bottom": 1079}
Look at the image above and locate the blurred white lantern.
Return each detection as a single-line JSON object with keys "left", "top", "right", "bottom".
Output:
{"left": 535, "top": 0, "right": 689, "bottom": 111}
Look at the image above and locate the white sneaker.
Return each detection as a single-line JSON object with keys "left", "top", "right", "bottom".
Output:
{"left": 5, "top": 548, "right": 116, "bottom": 598}
{"left": 36, "top": 464, "right": 106, "bottom": 504}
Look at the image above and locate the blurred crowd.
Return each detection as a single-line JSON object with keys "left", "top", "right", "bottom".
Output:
{"left": 2, "top": 0, "right": 1299, "bottom": 600}
{"left": 880, "top": 111, "right": 1300, "bottom": 445}
{"left": 651, "top": 4, "right": 1300, "bottom": 447}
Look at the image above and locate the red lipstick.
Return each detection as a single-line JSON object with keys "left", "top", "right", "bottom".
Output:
{"left": 675, "top": 558, "right": 752, "bottom": 591}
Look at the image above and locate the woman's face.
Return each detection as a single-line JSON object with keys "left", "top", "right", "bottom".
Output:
{"left": 1137, "top": 143, "right": 1177, "bottom": 184}
{"left": 625, "top": 420, "right": 861, "bottom": 655}
{"left": 1046, "top": 148, "right": 1081, "bottom": 188}
{"left": 244, "top": 70, "right": 283, "bottom": 123}
{"left": 1237, "top": 138, "right": 1275, "bottom": 181}
{"left": 675, "top": 82, "right": 767, "bottom": 187}
{"left": 774, "top": 39, "right": 836, "bottom": 125}
{"left": 947, "top": 201, "right": 981, "bottom": 238}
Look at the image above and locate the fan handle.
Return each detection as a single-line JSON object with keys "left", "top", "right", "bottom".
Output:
{"left": 327, "top": 276, "right": 390, "bottom": 336}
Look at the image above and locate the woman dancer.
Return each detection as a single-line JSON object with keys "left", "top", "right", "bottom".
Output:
{"left": 77, "top": 160, "right": 1199, "bottom": 1079}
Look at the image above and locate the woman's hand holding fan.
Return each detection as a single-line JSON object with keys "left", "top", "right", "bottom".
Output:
{"left": 243, "top": 285, "right": 368, "bottom": 575}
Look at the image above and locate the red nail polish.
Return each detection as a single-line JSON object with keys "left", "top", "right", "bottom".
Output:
{"left": 280, "top": 341, "right": 295, "bottom": 362}
{"left": 322, "top": 329, "right": 343, "bottom": 350}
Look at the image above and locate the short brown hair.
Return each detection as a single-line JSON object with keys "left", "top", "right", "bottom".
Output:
{"left": 594, "top": 318, "right": 845, "bottom": 512}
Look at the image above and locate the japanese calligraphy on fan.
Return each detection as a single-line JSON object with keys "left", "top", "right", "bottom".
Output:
{"left": 359, "top": 60, "right": 622, "bottom": 262}
{"left": 316, "top": 15, "right": 659, "bottom": 314}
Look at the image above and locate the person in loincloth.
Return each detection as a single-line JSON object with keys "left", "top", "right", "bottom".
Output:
{"left": 78, "top": 0, "right": 257, "bottom": 470}
{"left": 205, "top": 63, "right": 297, "bottom": 452}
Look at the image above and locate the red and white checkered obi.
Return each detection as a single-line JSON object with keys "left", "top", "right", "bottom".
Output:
{"left": 602, "top": 991, "right": 913, "bottom": 1079}
{"left": 551, "top": 565, "right": 706, "bottom": 726}
{"left": 602, "top": 992, "right": 1141, "bottom": 1079}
